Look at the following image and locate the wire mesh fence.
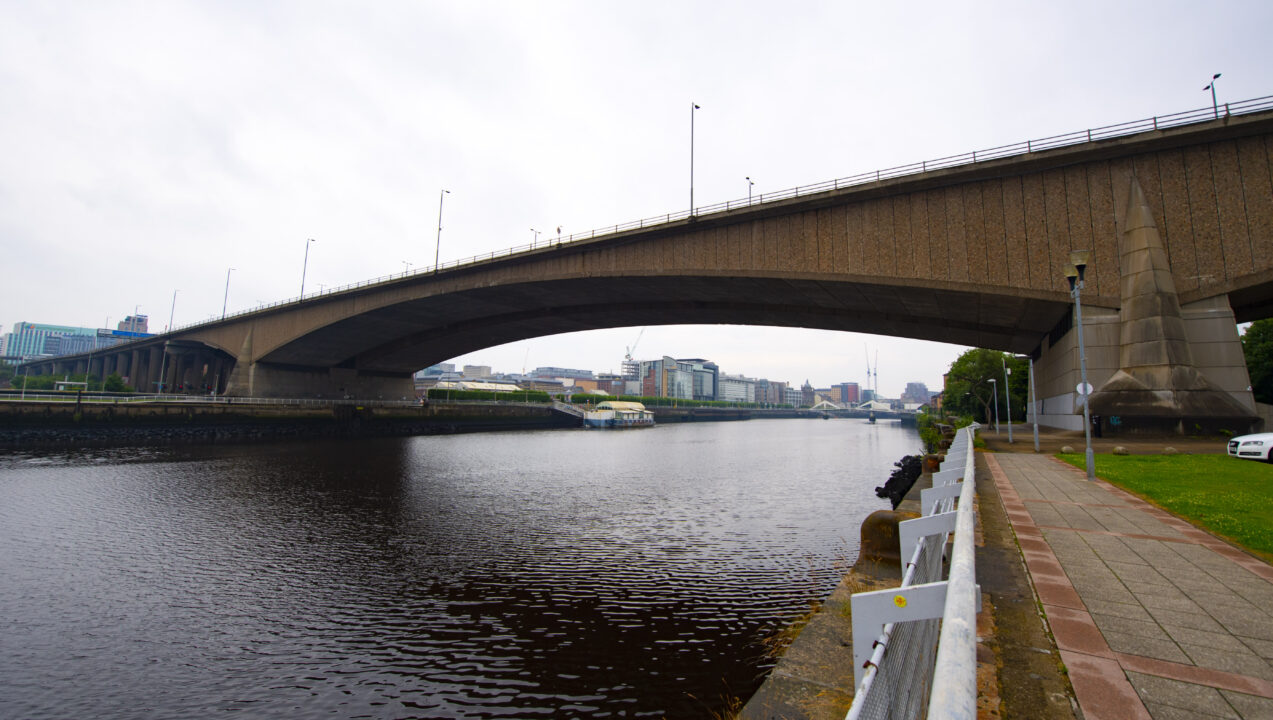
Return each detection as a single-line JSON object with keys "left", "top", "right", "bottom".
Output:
{"left": 846, "top": 426, "right": 978, "bottom": 720}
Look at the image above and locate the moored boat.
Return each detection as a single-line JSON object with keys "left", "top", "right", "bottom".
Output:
{"left": 583, "top": 401, "right": 655, "bottom": 428}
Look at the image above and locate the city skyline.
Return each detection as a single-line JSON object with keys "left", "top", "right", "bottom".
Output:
{"left": 3, "top": 2, "right": 1270, "bottom": 398}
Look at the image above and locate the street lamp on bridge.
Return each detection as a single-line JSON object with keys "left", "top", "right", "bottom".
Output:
{"left": 746, "top": 176, "right": 754, "bottom": 205}
{"left": 690, "top": 102, "right": 700, "bottom": 215}
{"left": 1204, "top": 73, "right": 1222, "bottom": 119}
{"left": 222, "top": 267, "right": 234, "bottom": 320}
{"left": 1066, "top": 250, "right": 1096, "bottom": 481}
{"left": 434, "top": 189, "right": 450, "bottom": 272}
{"left": 300, "top": 238, "right": 315, "bottom": 300}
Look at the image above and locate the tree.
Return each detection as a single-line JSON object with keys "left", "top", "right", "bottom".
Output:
{"left": 943, "top": 348, "right": 1029, "bottom": 423}
{"left": 1242, "top": 319, "right": 1273, "bottom": 404}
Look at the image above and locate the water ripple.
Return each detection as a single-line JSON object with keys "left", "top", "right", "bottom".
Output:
{"left": 0, "top": 419, "right": 917, "bottom": 718}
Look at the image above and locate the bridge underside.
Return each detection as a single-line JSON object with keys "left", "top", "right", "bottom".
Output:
{"left": 258, "top": 275, "right": 1073, "bottom": 377}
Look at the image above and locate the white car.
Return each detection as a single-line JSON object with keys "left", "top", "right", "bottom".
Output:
{"left": 1227, "top": 432, "right": 1273, "bottom": 461}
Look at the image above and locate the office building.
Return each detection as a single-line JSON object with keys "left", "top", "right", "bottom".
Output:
{"left": 718, "top": 374, "right": 756, "bottom": 403}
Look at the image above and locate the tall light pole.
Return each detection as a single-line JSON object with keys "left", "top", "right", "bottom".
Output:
{"left": 1067, "top": 250, "right": 1096, "bottom": 481}
{"left": 989, "top": 377, "right": 1000, "bottom": 435}
{"left": 300, "top": 238, "right": 315, "bottom": 300}
{"left": 99, "top": 316, "right": 110, "bottom": 391}
{"left": 434, "top": 189, "right": 450, "bottom": 272}
{"left": 402, "top": 260, "right": 413, "bottom": 275}
{"left": 157, "top": 289, "right": 177, "bottom": 394}
{"left": 1204, "top": 73, "right": 1222, "bottom": 119}
{"left": 1029, "top": 357, "right": 1040, "bottom": 452}
{"left": 85, "top": 323, "right": 95, "bottom": 393}
{"left": 746, "top": 176, "right": 754, "bottom": 205}
{"left": 530, "top": 227, "right": 540, "bottom": 246}
{"left": 222, "top": 267, "right": 235, "bottom": 320}
{"left": 690, "top": 102, "right": 700, "bottom": 215}
{"left": 1002, "top": 356, "right": 1013, "bottom": 443}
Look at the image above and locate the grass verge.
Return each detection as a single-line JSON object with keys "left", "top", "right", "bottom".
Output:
{"left": 1056, "top": 452, "right": 1273, "bottom": 561}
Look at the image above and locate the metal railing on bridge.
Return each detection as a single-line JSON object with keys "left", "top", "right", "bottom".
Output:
{"left": 76, "top": 94, "right": 1273, "bottom": 337}
{"left": 845, "top": 424, "right": 980, "bottom": 720}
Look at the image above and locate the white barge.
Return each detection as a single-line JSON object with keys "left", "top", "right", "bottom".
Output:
{"left": 582, "top": 401, "right": 655, "bottom": 429}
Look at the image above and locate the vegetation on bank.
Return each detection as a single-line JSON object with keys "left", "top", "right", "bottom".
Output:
{"left": 1057, "top": 453, "right": 1273, "bottom": 561}
{"left": 3, "top": 371, "right": 135, "bottom": 392}
{"left": 941, "top": 348, "right": 1028, "bottom": 425}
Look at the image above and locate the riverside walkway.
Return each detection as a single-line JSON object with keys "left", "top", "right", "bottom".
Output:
{"left": 987, "top": 451, "right": 1273, "bottom": 719}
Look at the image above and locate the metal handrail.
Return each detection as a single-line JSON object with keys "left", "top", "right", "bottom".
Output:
{"left": 24, "top": 95, "right": 1273, "bottom": 347}
{"left": 845, "top": 424, "right": 980, "bottom": 720}
{"left": 162, "top": 95, "right": 1271, "bottom": 336}
{"left": 926, "top": 432, "right": 980, "bottom": 720}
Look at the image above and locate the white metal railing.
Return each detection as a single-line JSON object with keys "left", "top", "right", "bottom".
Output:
{"left": 846, "top": 424, "right": 980, "bottom": 720}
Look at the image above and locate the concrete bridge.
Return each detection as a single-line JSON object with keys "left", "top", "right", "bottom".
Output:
{"left": 23, "top": 99, "right": 1273, "bottom": 432}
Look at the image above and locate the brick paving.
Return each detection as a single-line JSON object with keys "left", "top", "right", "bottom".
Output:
{"left": 987, "top": 452, "right": 1273, "bottom": 720}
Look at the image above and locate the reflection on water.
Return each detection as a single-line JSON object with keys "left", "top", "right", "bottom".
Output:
{"left": 0, "top": 419, "right": 918, "bottom": 718}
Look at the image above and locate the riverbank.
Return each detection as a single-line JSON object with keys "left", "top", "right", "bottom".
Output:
{"left": 740, "top": 442, "right": 1074, "bottom": 720}
{"left": 741, "top": 428, "right": 1250, "bottom": 719}
{"left": 0, "top": 398, "right": 842, "bottom": 448}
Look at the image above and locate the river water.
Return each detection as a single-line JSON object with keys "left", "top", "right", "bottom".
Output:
{"left": 0, "top": 418, "right": 918, "bottom": 719}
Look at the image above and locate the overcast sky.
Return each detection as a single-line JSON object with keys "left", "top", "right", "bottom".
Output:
{"left": 3, "top": 1, "right": 1271, "bottom": 396}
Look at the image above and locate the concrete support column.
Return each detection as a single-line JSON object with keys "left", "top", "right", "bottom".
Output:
{"left": 1087, "top": 177, "right": 1254, "bottom": 434}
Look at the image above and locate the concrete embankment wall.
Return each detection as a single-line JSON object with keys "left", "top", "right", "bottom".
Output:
{"left": 0, "top": 400, "right": 577, "bottom": 447}
{"left": 0, "top": 400, "right": 845, "bottom": 448}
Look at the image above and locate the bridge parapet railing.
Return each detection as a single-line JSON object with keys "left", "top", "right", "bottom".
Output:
{"left": 845, "top": 424, "right": 980, "bottom": 720}
{"left": 89, "top": 93, "right": 1273, "bottom": 337}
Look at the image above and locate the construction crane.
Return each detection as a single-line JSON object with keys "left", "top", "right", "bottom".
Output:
{"left": 864, "top": 345, "right": 879, "bottom": 400}
{"left": 622, "top": 327, "right": 646, "bottom": 378}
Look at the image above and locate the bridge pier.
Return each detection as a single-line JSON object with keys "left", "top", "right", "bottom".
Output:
{"left": 1032, "top": 177, "right": 1256, "bottom": 435}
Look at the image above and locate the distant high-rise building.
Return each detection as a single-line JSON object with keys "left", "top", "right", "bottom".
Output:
{"left": 784, "top": 386, "right": 804, "bottom": 407}
{"left": 462, "top": 365, "right": 492, "bottom": 378}
{"left": 2, "top": 322, "right": 97, "bottom": 360}
{"left": 902, "top": 382, "right": 931, "bottom": 404}
{"left": 531, "top": 366, "right": 594, "bottom": 381}
{"left": 800, "top": 380, "right": 815, "bottom": 407}
{"left": 117, "top": 315, "right": 148, "bottom": 333}
{"left": 755, "top": 379, "right": 788, "bottom": 405}
{"left": 676, "top": 358, "right": 719, "bottom": 400}
{"left": 835, "top": 382, "right": 861, "bottom": 405}
{"left": 717, "top": 374, "right": 755, "bottom": 403}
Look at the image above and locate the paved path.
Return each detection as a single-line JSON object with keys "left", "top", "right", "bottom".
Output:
{"left": 987, "top": 453, "right": 1273, "bottom": 719}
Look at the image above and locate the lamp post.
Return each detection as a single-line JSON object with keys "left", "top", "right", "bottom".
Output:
{"left": 530, "top": 228, "right": 540, "bottom": 246}
{"left": 1002, "top": 356, "right": 1013, "bottom": 443}
{"left": 85, "top": 326, "right": 94, "bottom": 393}
{"left": 1066, "top": 249, "right": 1096, "bottom": 481}
{"left": 746, "top": 176, "right": 754, "bottom": 205}
{"left": 1029, "top": 357, "right": 1040, "bottom": 452}
{"left": 434, "top": 189, "right": 450, "bottom": 272}
{"left": 402, "top": 260, "right": 413, "bottom": 275}
{"left": 1204, "top": 73, "right": 1222, "bottom": 119}
{"left": 222, "top": 267, "right": 234, "bottom": 320}
{"left": 690, "top": 102, "right": 700, "bottom": 215}
{"left": 300, "top": 238, "right": 315, "bottom": 299}
{"left": 157, "top": 289, "right": 177, "bottom": 394}
{"left": 99, "top": 316, "right": 110, "bottom": 391}
{"left": 989, "top": 377, "right": 1000, "bottom": 435}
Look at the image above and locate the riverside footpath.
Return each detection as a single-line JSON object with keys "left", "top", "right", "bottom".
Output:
{"left": 742, "top": 429, "right": 1273, "bottom": 719}
{"left": 981, "top": 430, "right": 1273, "bottom": 719}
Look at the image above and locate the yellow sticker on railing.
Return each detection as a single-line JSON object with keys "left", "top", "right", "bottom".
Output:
{"left": 894, "top": 595, "right": 907, "bottom": 608}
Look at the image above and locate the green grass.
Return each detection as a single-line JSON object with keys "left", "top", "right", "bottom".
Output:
{"left": 1056, "top": 452, "right": 1273, "bottom": 561}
